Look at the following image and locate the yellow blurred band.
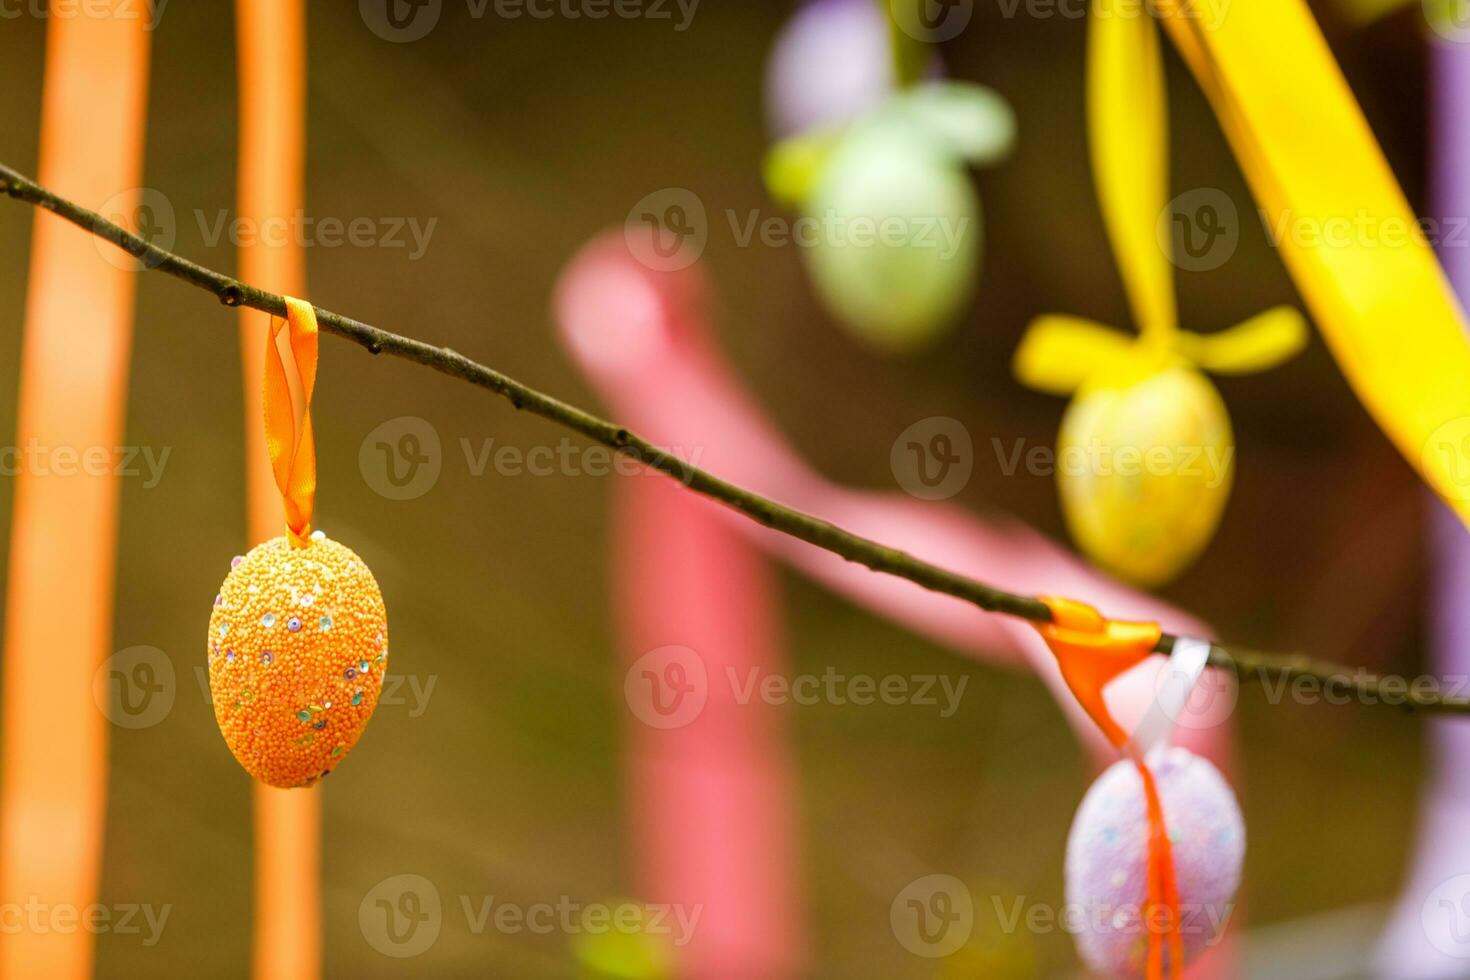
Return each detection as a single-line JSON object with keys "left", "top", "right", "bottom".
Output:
{"left": 1155, "top": 0, "right": 1470, "bottom": 523}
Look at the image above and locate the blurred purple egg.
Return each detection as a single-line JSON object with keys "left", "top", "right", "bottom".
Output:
{"left": 1064, "top": 747, "right": 1244, "bottom": 978}
{"left": 765, "top": 0, "right": 897, "bottom": 138}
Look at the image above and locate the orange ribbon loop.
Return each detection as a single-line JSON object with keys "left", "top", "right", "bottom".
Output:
{"left": 1033, "top": 596, "right": 1161, "bottom": 748}
{"left": 1032, "top": 597, "right": 1182, "bottom": 978}
{"left": 263, "top": 296, "right": 318, "bottom": 548}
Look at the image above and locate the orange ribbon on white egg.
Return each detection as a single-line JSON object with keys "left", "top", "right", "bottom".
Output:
{"left": 1034, "top": 598, "right": 1218, "bottom": 979}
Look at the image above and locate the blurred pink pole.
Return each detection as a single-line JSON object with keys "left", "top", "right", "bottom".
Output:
{"left": 613, "top": 477, "right": 806, "bottom": 978}
{"left": 556, "top": 232, "right": 1240, "bottom": 976}
{"left": 1376, "top": 38, "right": 1470, "bottom": 979}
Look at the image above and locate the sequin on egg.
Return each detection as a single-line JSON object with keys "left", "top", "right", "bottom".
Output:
{"left": 296, "top": 709, "right": 311, "bottom": 722}
{"left": 319, "top": 616, "right": 333, "bottom": 632}
{"left": 260, "top": 651, "right": 274, "bottom": 665}
{"left": 287, "top": 617, "right": 302, "bottom": 632}
{"left": 344, "top": 668, "right": 357, "bottom": 680}
{"left": 261, "top": 613, "right": 277, "bottom": 628}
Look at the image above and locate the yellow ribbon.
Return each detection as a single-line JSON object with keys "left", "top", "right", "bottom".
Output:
{"left": 1016, "top": 0, "right": 1306, "bottom": 396}
{"left": 263, "top": 296, "right": 318, "bottom": 548}
{"left": 1155, "top": 0, "right": 1470, "bottom": 523}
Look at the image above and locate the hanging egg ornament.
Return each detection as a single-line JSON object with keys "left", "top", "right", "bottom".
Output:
{"left": 208, "top": 532, "right": 388, "bottom": 788}
{"left": 1065, "top": 747, "right": 1244, "bottom": 979}
{"left": 210, "top": 297, "right": 388, "bottom": 788}
{"left": 1056, "top": 350, "right": 1234, "bottom": 587}
{"left": 802, "top": 116, "right": 981, "bottom": 351}
{"left": 766, "top": 82, "right": 1012, "bottom": 353}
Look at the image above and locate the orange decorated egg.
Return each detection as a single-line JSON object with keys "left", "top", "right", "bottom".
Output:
{"left": 208, "top": 531, "right": 388, "bottom": 788}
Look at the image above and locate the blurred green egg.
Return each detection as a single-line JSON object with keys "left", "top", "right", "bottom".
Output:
{"left": 801, "top": 117, "right": 981, "bottom": 352}
{"left": 1056, "top": 351, "right": 1234, "bottom": 587}
{"left": 570, "top": 902, "right": 673, "bottom": 980}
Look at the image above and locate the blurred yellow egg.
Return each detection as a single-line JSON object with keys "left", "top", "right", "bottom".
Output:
{"left": 1056, "top": 353, "right": 1234, "bottom": 587}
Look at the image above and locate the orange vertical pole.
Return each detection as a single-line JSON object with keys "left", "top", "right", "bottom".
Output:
{"left": 0, "top": 4, "right": 150, "bottom": 979}
{"left": 236, "top": 3, "right": 320, "bottom": 978}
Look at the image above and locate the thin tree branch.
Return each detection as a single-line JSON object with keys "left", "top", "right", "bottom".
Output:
{"left": 2, "top": 160, "right": 1464, "bottom": 716}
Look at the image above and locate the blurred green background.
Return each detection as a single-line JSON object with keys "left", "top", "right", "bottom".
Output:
{"left": 0, "top": 0, "right": 1443, "bottom": 976}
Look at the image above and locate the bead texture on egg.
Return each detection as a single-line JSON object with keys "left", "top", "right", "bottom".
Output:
{"left": 207, "top": 534, "right": 388, "bottom": 788}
